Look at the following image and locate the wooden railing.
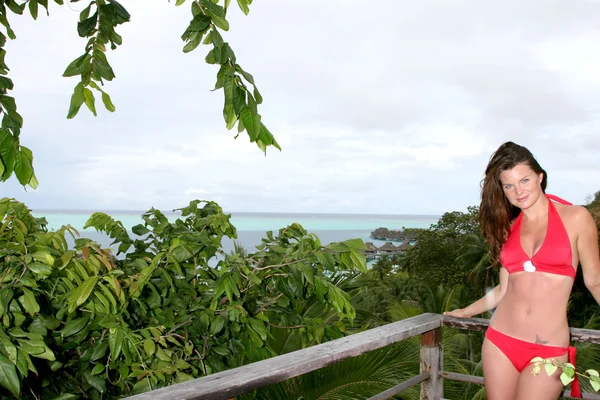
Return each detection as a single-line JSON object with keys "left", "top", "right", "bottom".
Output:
{"left": 124, "top": 314, "right": 600, "bottom": 400}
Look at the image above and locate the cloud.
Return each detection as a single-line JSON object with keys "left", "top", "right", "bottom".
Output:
{"left": 2, "top": 0, "right": 599, "bottom": 214}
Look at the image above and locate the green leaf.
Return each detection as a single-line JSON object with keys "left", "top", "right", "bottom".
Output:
{"left": 302, "top": 265, "right": 314, "bottom": 285}
{"left": 183, "top": 32, "right": 203, "bottom": 53}
{"left": 67, "top": 82, "right": 85, "bottom": 119}
{"left": 236, "top": 64, "right": 254, "bottom": 84}
{"left": 210, "top": 315, "right": 226, "bottom": 336}
{"left": 212, "top": 29, "right": 224, "bottom": 48}
{"left": 343, "top": 238, "right": 365, "bottom": 250}
{"left": 20, "top": 288, "right": 40, "bottom": 315}
{"left": 15, "top": 350, "right": 28, "bottom": 377}
{"left": 27, "top": 262, "right": 52, "bottom": 277}
{"left": 1, "top": 338, "right": 17, "bottom": 364}
{"left": 77, "top": 12, "right": 98, "bottom": 37}
{"left": 544, "top": 363, "right": 558, "bottom": 376}
{"left": 560, "top": 370, "right": 575, "bottom": 386}
{"left": 28, "top": 173, "right": 39, "bottom": 189}
{"left": 101, "top": 91, "right": 116, "bottom": 112}
{"left": 253, "top": 86, "right": 262, "bottom": 104}
{"left": 0, "top": 130, "right": 17, "bottom": 179}
{"left": 6, "top": 0, "right": 25, "bottom": 15}
{"left": 63, "top": 54, "right": 91, "bottom": 77}
{"left": 52, "top": 394, "right": 79, "bottom": 400}
{"left": 92, "top": 52, "right": 115, "bottom": 81}
{"left": 17, "top": 146, "right": 36, "bottom": 187}
{"left": 223, "top": 104, "right": 236, "bottom": 130}
{"left": 209, "top": 15, "right": 229, "bottom": 31}
{"left": 155, "top": 348, "right": 171, "bottom": 362}
{"left": 240, "top": 107, "right": 260, "bottom": 141}
{"left": 61, "top": 316, "right": 89, "bottom": 337}
{"left": 0, "top": 354, "right": 20, "bottom": 397}
{"left": 29, "top": 0, "right": 39, "bottom": 20}
{"left": 184, "top": 15, "right": 210, "bottom": 36}
{"left": 232, "top": 86, "right": 246, "bottom": 114}
{"left": 85, "top": 372, "right": 106, "bottom": 393}
{"left": 108, "top": 328, "right": 124, "bottom": 360}
{"left": 90, "top": 341, "right": 109, "bottom": 361}
{"left": 175, "top": 359, "right": 192, "bottom": 369}
{"left": 175, "top": 0, "right": 186, "bottom": 5}
{"left": 131, "top": 224, "right": 149, "bottom": 236}
{"left": 83, "top": 88, "right": 97, "bottom": 116}
{"left": 91, "top": 364, "right": 104, "bottom": 375}
{"left": 13, "top": 149, "right": 34, "bottom": 187}
{"left": 169, "top": 244, "right": 193, "bottom": 263}
{"left": 143, "top": 339, "right": 155, "bottom": 357}
{"left": 132, "top": 378, "right": 151, "bottom": 394}
{"left": 236, "top": 0, "right": 250, "bottom": 15}
{"left": 249, "top": 318, "right": 267, "bottom": 341}
{"left": 69, "top": 276, "right": 98, "bottom": 311}
{"left": 589, "top": 375, "right": 600, "bottom": 392}
{"left": 79, "top": 2, "right": 92, "bottom": 20}
{"left": 32, "top": 251, "right": 54, "bottom": 265}
{"left": 205, "top": 48, "right": 218, "bottom": 64}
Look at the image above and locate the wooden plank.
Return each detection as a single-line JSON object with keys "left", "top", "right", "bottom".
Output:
{"left": 441, "top": 316, "right": 489, "bottom": 332}
{"left": 124, "top": 313, "right": 442, "bottom": 400}
{"left": 442, "top": 316, "right": 600, "bottom": 344}
{"left": 563, "top": 390, "right": 600, "bottom": 399}
{"left": 441, "top": 371, "right": 484, "bottom": 385}
{"left": 570, "top": 328, "right": 600, "bottom": 344}
{"left": 422, "top": 327, "right": 441, "bottom": 346}
{"left": 367, "top": 372, "right": 430, "bottom": 400}
{"left": 420, "top": 328, "right": 443, "bottom": 400}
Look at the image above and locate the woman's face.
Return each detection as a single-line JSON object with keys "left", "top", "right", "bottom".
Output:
{"left": 499, "top": 163, "right": 544, "bottom": 209}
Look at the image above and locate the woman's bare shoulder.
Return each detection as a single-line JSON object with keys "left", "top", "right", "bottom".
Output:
{"left": 556, "top": 203, "right": 596, "bottom": 231}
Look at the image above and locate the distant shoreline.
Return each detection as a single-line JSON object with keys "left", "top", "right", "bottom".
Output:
{"left": 32, "top": 209, "right": 441, "bottom": 219}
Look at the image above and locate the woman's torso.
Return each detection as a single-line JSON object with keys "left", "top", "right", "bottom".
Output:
{"left": 490, "top": 196, "right": 579, "bottom": 347}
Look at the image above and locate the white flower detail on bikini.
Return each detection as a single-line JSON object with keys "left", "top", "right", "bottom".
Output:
{"left": 524, "top": 260, "right": 536, "bottom": 272}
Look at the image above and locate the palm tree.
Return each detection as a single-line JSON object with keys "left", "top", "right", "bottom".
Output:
{"left": 240, "top": 337, "right": 422, "bottom": 400}
{"left": 456, "top": 234, "right": 496, "bottom": 295}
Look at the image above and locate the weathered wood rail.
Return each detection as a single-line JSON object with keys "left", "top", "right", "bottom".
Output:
{"left": 124, "top": 314, "right": 600, "bottom": 400}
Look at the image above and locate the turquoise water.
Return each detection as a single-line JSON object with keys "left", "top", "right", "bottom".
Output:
{"left": 32, "top": 210, "right": 439, "bottom": 254}
{"left": 35, "top": 211, "right": 438, "bottom": 232}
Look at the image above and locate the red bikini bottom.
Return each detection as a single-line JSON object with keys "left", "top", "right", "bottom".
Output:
{"left": 485, "top": 327, "right": 580, "bottom": 398}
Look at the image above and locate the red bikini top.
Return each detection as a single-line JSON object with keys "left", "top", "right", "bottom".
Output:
{"left": 500, "top": 194, "right": 575, "bottom": 279}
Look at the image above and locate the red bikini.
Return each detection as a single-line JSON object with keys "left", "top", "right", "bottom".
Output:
{"left": 500, "top": 194, "right": 575, "bottom": 279}
{"left": 486, "top": 194, "right": 581, "bottom": 397}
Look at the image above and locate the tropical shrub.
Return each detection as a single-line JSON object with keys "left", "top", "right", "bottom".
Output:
{"left": 0, "top": 197, "right": 366, "bottom": 399}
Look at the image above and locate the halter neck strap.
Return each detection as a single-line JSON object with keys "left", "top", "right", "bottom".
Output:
{"left": 546, "top": 194, "right": 572, "bottom": 206}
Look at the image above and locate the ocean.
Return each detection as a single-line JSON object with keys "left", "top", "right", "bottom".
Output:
{"left": 32, "top": 210, "right": 440, "bottom": 255}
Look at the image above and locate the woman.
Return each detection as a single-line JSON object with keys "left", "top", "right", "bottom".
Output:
{"left": 444, "top": 142, "right": 600, "bottom": 399}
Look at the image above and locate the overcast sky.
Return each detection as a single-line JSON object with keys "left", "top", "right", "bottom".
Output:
{"left": 1, "top": 0, "right": 599, "bottom": 214}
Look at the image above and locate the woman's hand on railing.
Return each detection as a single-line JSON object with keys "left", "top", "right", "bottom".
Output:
{"left": 443, "top": 308, "right": 472, "bottom": 318}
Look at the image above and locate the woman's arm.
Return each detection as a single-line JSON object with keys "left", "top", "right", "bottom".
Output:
{"left": 576, "top": 207, "right": 600, "bottom": 304}
{"left": 443, "top": 267, "right": 509, "bottom": 318}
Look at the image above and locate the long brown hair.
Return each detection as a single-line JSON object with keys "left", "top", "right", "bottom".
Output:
{"left": 480, "top": 142, "right": 547, "bottom": 263}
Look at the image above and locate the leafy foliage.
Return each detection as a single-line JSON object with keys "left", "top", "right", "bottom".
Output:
{"left": 0, "top": 0, "right": 277, "bottom": 189}
{"left": 0, "top": 197, "right": 366, "bottom": 398}
{"left": 569, "top": 193, "right": 600, "bottom": 327}
{"left": 400, "top": 206, "right": 490, "bottom": 295}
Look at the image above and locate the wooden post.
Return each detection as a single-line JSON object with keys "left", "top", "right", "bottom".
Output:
{"left": 420, "top": 328, "right": 443, "bottom": 400}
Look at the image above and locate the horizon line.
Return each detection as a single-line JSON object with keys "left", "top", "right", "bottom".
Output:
{"left": 31, "top": 208, "right": 442, "bottom": 218}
